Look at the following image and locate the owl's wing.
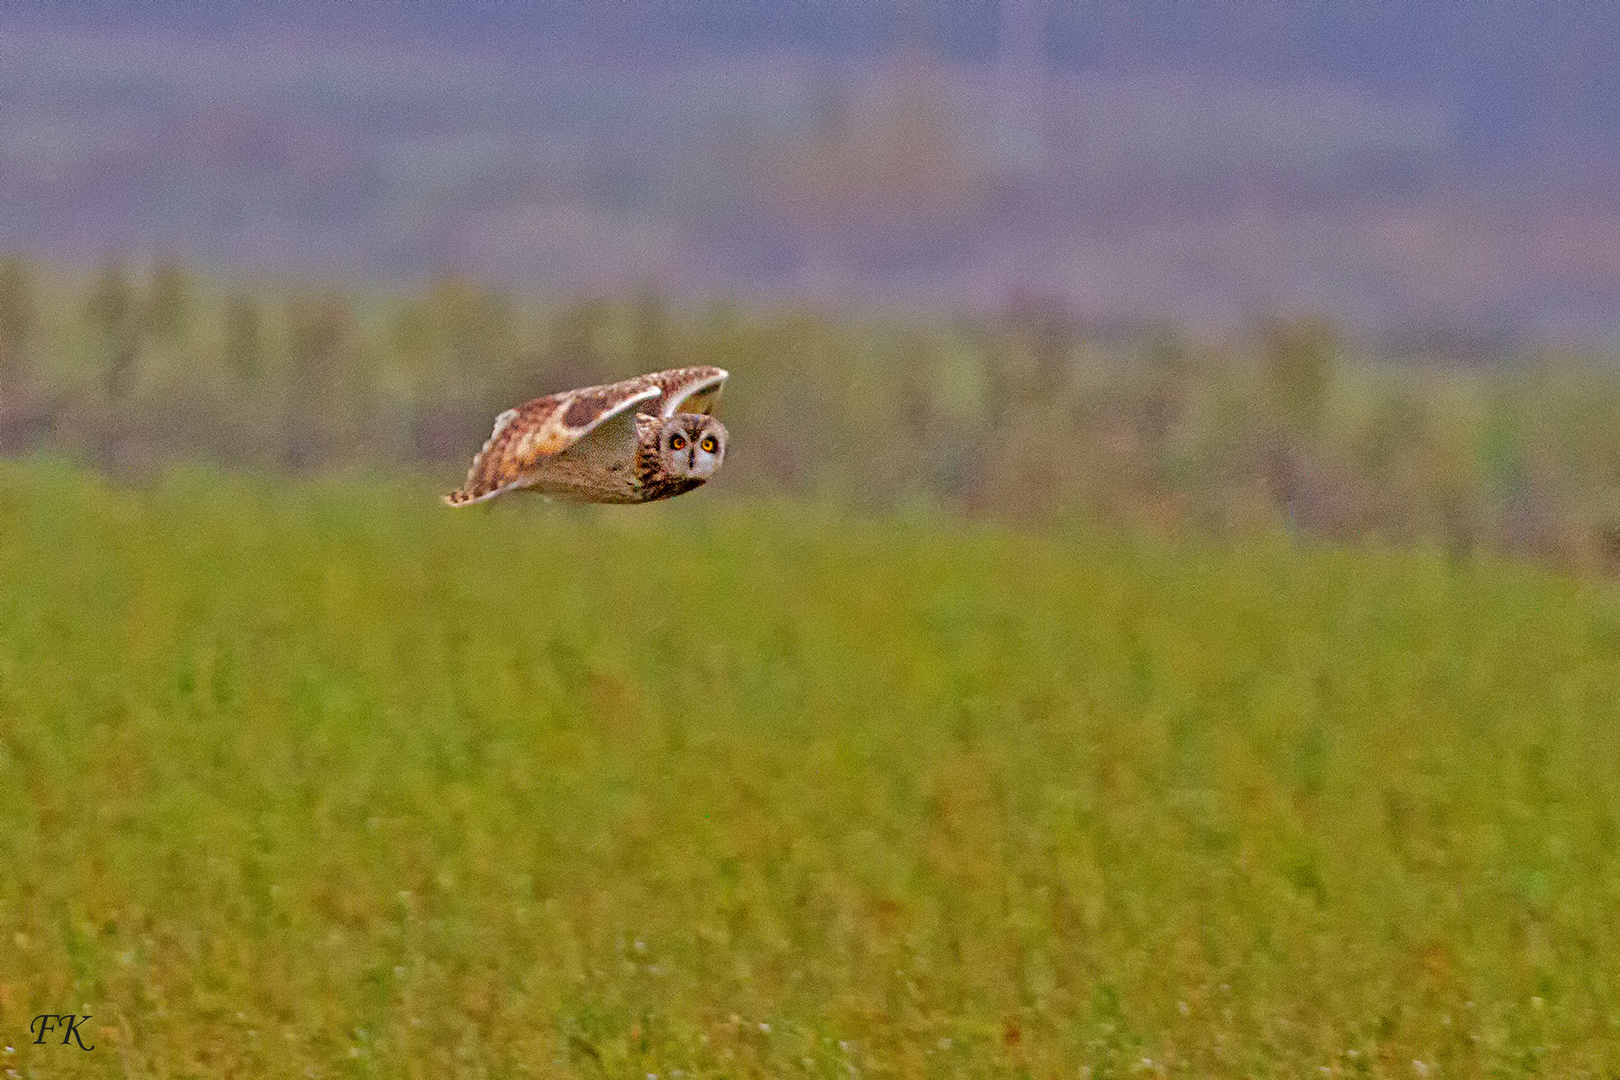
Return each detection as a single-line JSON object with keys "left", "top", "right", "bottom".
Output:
{"left": 443, "top": 382, "right": 661, "bottom": 506}
{"left": 646, "top": 366, "right": 728, "bottom": 419}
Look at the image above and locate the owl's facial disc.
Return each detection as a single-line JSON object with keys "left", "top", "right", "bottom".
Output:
{"left": 662, "top": 414, "right": 726, "bottom": 479}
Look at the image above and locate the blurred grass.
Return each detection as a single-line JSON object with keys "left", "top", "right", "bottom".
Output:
{"left": 2, "top": 460, "right": 1619, "bottom": 1077}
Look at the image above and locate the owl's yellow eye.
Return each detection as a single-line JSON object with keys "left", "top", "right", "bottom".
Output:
{"left": 700, "top": 436, "right": 718, "bottom": 453}
{"left": 670, "top": 435, "right": 686, "bottom": 451}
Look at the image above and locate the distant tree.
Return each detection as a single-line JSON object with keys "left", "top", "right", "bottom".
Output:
{"left": 551, "top": 296, "right": 612, "bottom": 366}
{"left": 283, "top": 295, "right": 355, "bottom": 467}
{"left": 221, "top": 291, "right": 263, "bottom": 381}
{"left": 386, "top": 295, "right": 433, "bottom": 373}
{"left": 1021, "top": 297, "right": 1078, "bottom": 392}
{"left": 1140, "top": 329, "right": 1191, "bottom": 482}
{"left": 144, "top": 255, "right": 194, "bottom": 345}
{"left": 86, "top": 256, "right": 140, "bottom": 400}
{"left": 630, "top": 289, "right": 673, "bottom": 372}
{"left": 426, "top": 275, "right": 514, "bottom": 381}
{"left": 1262, "top": 316, "right": 1336, "bottom": 436}
{"left": 978, "top": 295, "right": 1079, "bottom": 429}
{"left": 287, "top": 297, "right": 352, "bottom": 383}
{"left": 0, "top": 254, "right": 37, "bottom": 397}
{"left": 1478, "top": 395, "right": 1530, "bottom": 509}
{"left": 1259, "top": 317, "right": 1338, "bottom": 529}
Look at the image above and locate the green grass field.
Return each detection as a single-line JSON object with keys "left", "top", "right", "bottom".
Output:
{"left": 2, "top": 462, "right": 1619, "bottom": 1078}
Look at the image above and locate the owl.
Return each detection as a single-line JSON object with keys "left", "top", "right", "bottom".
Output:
{"left": 444, "top": 366, "right": 729, "bottom": 506}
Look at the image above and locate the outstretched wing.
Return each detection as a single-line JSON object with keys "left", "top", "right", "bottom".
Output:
{"left": 444, "top": 382, "right": 660, "bottom": 506}
{"left": 645, "top": 366, "right": 728, "bottom": 419}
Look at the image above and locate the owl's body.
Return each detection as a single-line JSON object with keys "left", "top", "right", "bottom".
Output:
{"left": 444, "top": 366, "right": 729, "bottom": 507}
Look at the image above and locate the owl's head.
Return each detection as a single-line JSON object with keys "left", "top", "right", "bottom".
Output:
{"left": 655, "top": 412, "right": 728, "bottom": 480}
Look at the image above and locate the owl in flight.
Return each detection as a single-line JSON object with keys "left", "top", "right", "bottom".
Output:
{"left": 444, "top": 366, "right": 729, "bottom": 506}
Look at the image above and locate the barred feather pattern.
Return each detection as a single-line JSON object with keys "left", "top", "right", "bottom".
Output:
{"left": 444, "top": 366, "right": 727, "bottom": 506}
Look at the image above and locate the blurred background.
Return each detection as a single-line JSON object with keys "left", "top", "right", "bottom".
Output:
{"left": 2, "top": 0, "right": 1619, "bottom": 564}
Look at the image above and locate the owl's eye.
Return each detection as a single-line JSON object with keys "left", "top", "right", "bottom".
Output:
{"left": 700, "top": 436, "right": 718, "bottom": 453}
{"left": 670, "top": 434, "right": 687, "bottom": 451}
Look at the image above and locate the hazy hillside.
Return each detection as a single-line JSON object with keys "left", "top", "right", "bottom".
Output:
{"left": 1, "top": 2, "right": 1617, "bottom": 342}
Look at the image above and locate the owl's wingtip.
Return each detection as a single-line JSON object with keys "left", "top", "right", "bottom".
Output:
{"left": 444, "top": 483, "right": 512, "bottom": 507}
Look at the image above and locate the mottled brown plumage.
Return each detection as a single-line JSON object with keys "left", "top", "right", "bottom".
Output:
{"left": 444, "top": 366, "right": 728, "bottom": 506}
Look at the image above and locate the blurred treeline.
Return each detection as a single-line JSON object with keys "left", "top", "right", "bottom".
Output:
{"left": 3, "top": 251, "right": 1620, "bottom": 571}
